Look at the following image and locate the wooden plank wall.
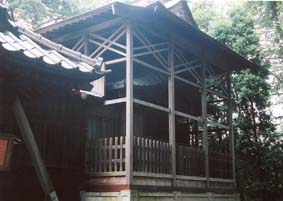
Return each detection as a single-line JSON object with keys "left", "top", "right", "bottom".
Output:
{"left": 16, "top": 95, "right": 85, "bottom": 170}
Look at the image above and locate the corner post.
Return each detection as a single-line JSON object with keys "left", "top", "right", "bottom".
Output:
{"left": 125, "top": 20, "right": 134, "bottom": 186}
{"left": 227, "top": 74, "right": 236, "bottom": 189}
{"left": 201, "top": 63, "right": 209, "bottom": 188}
{"left": 168, "top": 40, "right": 176, "bottom": 186}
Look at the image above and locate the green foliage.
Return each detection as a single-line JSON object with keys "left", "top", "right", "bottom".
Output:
{"left": 192, "top": 2, "right": 283, "bottom": 200}
{"left": 73, "top": 0, "right": 136, "bottom": 12}
{"left": 248, "top": 1, "right": 283, "bottom": 43}
{"left": 212, "top": 7, "right": 259, "bottom": 58}
{"left": 7, "top": 0, "right": 137, "bottom": 29}
{"left": 189, "top": 0, "right": 218, "bottom": 32}
{"left": 216, "top": 5, "right": 283, "bottom": 201}
{"left": 247, "top": 1, "right": 283, "bottom": 111}
{"left": 5, "top": 0, "right": 283, "bottom": 200}
{"left": 8, "top": 0, "right": 77, "bottom": 28}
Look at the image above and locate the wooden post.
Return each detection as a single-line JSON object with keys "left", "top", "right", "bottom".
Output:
{"left": 201, "top": 63, "right": 209, "bottom": 188}
{"left": 227, "top": 75, "right": 236, "bottom": 189}
{"left": 13, "top": 98, "right": 59, "bottom": 201}
{"left": 168, "top": 41, "right": 176, "bottom": 186}
{"left": 125, "top": 21, "right": 134, "bottom": 185}
{"left": 83, "top": 33, "right": 89, "bottom": 56}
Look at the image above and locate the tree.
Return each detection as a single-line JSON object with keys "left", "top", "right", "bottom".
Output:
{"left": 7, "top": 0, "right": 78, "bottom": 28}
{"left": 191, "top": 2, "right": 283, "bottom": 201}
{"left": 212, "top": 5, "right": 283, "bottom": 201}
{"left": 6, "top": 0, "right": 137, "bottom": 29}
{"left": 246, "top": 2, "right": 283, "bottom": 131}
{"left": 189, "top": 0, "right": 218, "bottom": 33}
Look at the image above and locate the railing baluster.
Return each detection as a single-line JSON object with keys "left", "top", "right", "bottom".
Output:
{"left": 161, "top": 142, "right": 165, "bottom": 173}
{"left": 104, "top": 138, "right": 107, "bottom": 172}
{"left": 153, "top": 139, "right": 156, "bottom": 173}
{"left": 94, "top": 139, "right": 98, "bottom": 172}
{"left": 89, "top": 136, "right": 233, "bottom": 180}
{"left": 168, "top": 143, "right": 171, "bottom": 174}
{"left": 120, "top": 136, "right": 123, "bottom": 171}
{"left": 145, "top": 138, "right": 148, "bottom": 172}
{"left": 141, "top": 137, "right": 145, "bottom": 172}
{"left": 157, "top": 141, "right": 160, "bottom": 173}
{"left": 114, "top": 137, "right": 118, "bottom": 172}
{"left": 109, "top": 137, "right": 113, "bottom": 172}
{"left": 148, "top": 139, "right": 152, "bottom": 172}
{"left": 137, "top": 137, "right": 141, "bottom": 171}
{"left": 99, "top": 139, "right": 103, "bottom": 172}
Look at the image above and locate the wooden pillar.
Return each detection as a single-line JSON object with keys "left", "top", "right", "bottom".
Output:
{"left": 227, "top": 75, "right": 236, "bottom": 189}
{"left": 201, "top": 63, "right": 209, "bottom": 188}
{"left": 168, "top": 41, "right": 176, "bottom": 185}
{"left": 83, "top": 33, "right": 89, "bottom": 56}
{"left": 125, "top": 21, "right": 134, "bottom": 185}
{"left": 13, "top": 98, "right": 59, "bottom": 201}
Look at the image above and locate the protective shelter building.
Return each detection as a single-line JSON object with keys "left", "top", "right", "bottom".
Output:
{"left": 0, "top": 1, "right": 256, "bottom": 201}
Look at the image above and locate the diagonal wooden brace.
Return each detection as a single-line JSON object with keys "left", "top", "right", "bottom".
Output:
{"left": 13, "top": 97, "right": 59, "bottom": 201}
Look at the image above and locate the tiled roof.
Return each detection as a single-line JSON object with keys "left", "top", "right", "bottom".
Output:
{"left": 0, "top": 6, "right": 108, "bottom": 78}
{"left": 36, "top": 2, "right": 256, "bottom": 72}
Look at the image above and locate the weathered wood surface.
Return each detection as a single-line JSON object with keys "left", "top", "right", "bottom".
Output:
{"left": 209, "top": 151, "right": 232, "bottom": 179}
{"left": 17, "top": 96, "right": 85, "bottom": 170}
{"left": 133, "top": 136, "right": 171, "bottom": 174}
{"left": 176, "top": 146, "right": 205, "bottom": 177}
{"left": 13, "top": 98, "right": 59, "bottom": 201}
{"left": 89, "top": 136, "right": 125, "bottom": 173}
{"left": 89, "top": 136, "right": 232, "bottom": 179}
{"left": 125, "top": 21, "right": 134, "bottom": 185}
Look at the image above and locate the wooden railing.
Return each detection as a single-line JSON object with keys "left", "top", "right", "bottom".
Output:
{"left": 89, "top": 136, "right": 232, "bottom": 179}
{"left": 133, "top": 137, "right": 171, "bottom": 174}
{"left": 176, "top": 146, "right": 205, "bottom": 177}
{"left": 88, "top": 136, "right": 125, "bottom": 173}
{"left": 209, "top": 151, "right": 232, "bottom": 179}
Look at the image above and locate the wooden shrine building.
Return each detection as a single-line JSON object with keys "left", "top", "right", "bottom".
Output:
{"left": 0, "top": 5, "right": 106, "bottom": 201}
{"left": 0, "top": 1, "right": 256, "bottom": 201}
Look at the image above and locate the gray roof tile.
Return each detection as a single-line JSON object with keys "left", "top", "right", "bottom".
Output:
{"left": 0, "top": 6, "right": 109, "bottom": 79}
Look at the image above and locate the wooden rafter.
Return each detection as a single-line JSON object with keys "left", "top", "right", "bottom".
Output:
{"left": 71, "top": 36, "right": 84, "bottom": 51}
{"left": 104, "top": 57, "right": 126, "bottom": 65}
{"left": 53, "top": 17, "right": 124, "bottom": 43}
{"left": 133, "top": 58, "right": 169, "bottom": 75}
{"left": 174, "top": 64, "right": 202, "bottom": 75}
{"left": 175, "top": 59, "right": 199, "bottom": 69}
{"left": 206, "top": 65, "right": 229, "bottom": 97}
{"left": 89, "top": 24, "right": 127, "bottom": 58}
{"left": 134, "top": 27, "right": 168, "bottom": 70}
{"left": 133, "top": 42, "right": 168, "bottom": 51}
{"left": 133, "top": 47, "right": 168, "bottom": 58}
{"left": 174, "top": 48, "right": 202, "bottom": 83}
{"left": 175, "top": 75, "right": 201, "bottom": 88}
{"left": 136, "top": 24, "right": 168, "bottom": 41}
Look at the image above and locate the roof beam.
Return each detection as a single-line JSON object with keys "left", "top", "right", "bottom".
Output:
{"left": 50, "top": 17, "right": 124, "bottom": 43}
{"left": 36, "top": 3, "right": 114, "bottom": 34}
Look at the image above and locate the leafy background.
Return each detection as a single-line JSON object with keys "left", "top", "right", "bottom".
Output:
{"left": 2, "top": 0, "right": 283, "bottom": 200}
